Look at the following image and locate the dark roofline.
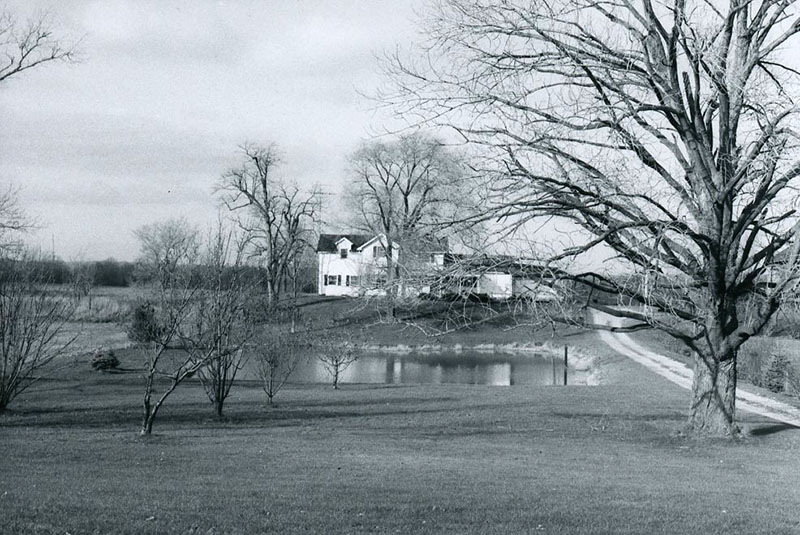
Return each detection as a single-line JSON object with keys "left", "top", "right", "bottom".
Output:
{"left": 316, "top": 233, "right": 450, "bottom": 254}
{"left": 315, "top": 234, "right": 374, "bottom": 253}
{"left": 443, "top": 253, "right": 562, "bottom": 278}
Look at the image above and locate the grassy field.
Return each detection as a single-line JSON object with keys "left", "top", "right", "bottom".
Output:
{"left": 3, "top": 329, "right": 800, "bottom": 534}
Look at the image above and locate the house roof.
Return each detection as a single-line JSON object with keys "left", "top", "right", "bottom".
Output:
{"left": 443, "top": 254, "right": 561, "bottom": 279}
{"left": 316, "top": 233, "right": 450, "bottom": 254}
{"left": 316, "top": 234, "right": 373, "bottom": 253}
{"left": 356, "top": 235, "right": 384, "bottom": 251}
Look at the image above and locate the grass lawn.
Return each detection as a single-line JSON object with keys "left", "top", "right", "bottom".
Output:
{"left": 3, "top": 337, "right": 800, "bottom": 534}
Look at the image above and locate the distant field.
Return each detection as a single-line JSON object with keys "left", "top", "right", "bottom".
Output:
{"left": 71, "top": 286, "right": 137, "bottom": 323}
{"left": 61, "top": 321, "right": 130, "bottom": 355}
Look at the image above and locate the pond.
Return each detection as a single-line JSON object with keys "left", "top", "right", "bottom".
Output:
{"left": 288, "top": 351, "right": 579, "bottom": 386}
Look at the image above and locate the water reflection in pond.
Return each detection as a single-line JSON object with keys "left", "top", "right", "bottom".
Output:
{"left": 288, "top": 352, "right": 572, "bottom": 386}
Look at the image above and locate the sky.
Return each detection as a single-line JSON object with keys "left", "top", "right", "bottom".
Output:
{"left": 0, "top": 0, "right": 423, "bottom": 261}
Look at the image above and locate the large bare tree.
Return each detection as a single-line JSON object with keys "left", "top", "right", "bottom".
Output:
{"left": 217, "top": 144, "right": 321, "bottom": 307}
{"left": 347, "top": 133, "right": 465, "bottom": 308}
{"left": 385, "top": 0, "right": 800, "bottom": 436}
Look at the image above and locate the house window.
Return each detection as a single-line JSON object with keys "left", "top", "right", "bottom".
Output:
{"left": 325, "top": 275, "right": 342, "bottom": 286}
{"left": 373, "top": 246, "right": 385, "bottom": 258}
{"left": 340, "top": 249, "right": 348, "bottom": 259}
{"left": 346, "top": 275, "right": 360, "bottom": 287}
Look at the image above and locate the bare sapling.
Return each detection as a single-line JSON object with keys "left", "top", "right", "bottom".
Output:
{"left": 131, "top": 218, "right": 201, "bottom": 436}
{"left": 182, "top": 223, "right": 255, "bottom": 418}
{"left": 254, "top": 324, "right": 308, "bottom": 405}
{"left": 316, "top": 335, "right": 361, "bottom": 389}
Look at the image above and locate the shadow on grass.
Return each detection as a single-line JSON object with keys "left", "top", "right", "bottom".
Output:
{"left": 549, "top": 410, "right": 685, "bottom": 422}
{"left": 747, "top": 422, "right": 800, "bottom": 436}
{"left": 0, "top": 395, "right": 465, "bottom": 431}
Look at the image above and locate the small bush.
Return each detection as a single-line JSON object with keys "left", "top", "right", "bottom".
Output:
{"left": 91, "top": 348, "right": 119, "bottom": 371}
{"left": 764, "top": 354, "right": 790, "bottom": 393}
{"left": 127, "top": 302, "right": 164, "bottom": 344}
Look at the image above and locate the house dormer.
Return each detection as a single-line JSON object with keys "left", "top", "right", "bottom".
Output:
{"left": 335, "top": 237, "right": 353, "bottom": 259}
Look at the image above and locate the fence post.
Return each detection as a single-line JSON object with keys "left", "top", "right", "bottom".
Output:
{"left": 564, "top": 345, "right": 568, "bottom": 386}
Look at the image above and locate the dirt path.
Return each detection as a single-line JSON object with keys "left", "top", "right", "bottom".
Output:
{"left": 592, "top": 309, "right": 800, "bottom": 428}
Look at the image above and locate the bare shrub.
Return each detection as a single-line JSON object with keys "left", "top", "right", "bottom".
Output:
{"left": 182, "top": 225, "right": 255, "bottom": 418}
{"left": 254, "top": 325, "right": 308, "bottom": 405}
{"left": 316, "top": 336, "right": 361, "bottom": 390}
{"left": 0, "top": 252, "right": 77, "bottom": 411}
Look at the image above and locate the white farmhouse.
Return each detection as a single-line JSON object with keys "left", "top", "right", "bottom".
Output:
{"left": 316, "top": 234, "right": 399, "bottom": 297}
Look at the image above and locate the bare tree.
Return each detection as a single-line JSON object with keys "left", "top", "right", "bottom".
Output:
{"left": 384, "top": 0, "right": 800, "bottom": 436}
{"left": 253, "top": 325, "right": 308, "bottom": 405}
{"left": 131, "top": 219, "right": 202, "bottom": 436}
{"left": 0, "top": 9, "right": 77, "bottom": 83}
{"left": 70, "top": 260, "right": 96, "bottom": 311}
{"left": 347, "top": 133, "right": 465, "bottom": 312}
{"left": 0, "top": 250, "right": 77, "bottom": 411}
{"left": 0, "top": 186, "right": 31, "bottom": 251}
{"left": 182, "top": 223, "right": 255, "bottom": 418}
{"left": 316, "top": 336, "right": 361, "bottom": 389}
{"left": 0, "top": 10, "right": 78, "bottom": 247}
{"left": 217, "top": 143, "right": 321, "bottom": 307}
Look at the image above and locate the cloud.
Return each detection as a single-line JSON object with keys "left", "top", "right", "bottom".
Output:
{"left": 0, "top": 0, "right": 424, "bottom": 260}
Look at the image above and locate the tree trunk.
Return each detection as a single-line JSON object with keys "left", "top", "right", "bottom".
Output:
{"left": 141, "top": 373, "right": 154, "bottom": 436}
{"left": 141, "top": 415, "right": 154, "bottom": 436}
{"left": 291, "top": 260, "right": 298, "bottom": 334}
{"left": 386, "top": 240, "right": 397, "bottom": 321}
{"left": 140, "top": 378, "right": 179, "bottom": 436}
{"left": 688, "top": 352, "right": 738, "bottom": 437}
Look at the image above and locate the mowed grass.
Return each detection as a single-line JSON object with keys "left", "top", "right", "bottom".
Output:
{"left": 3, "top": 344, "right": 800, "bottom": 535}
